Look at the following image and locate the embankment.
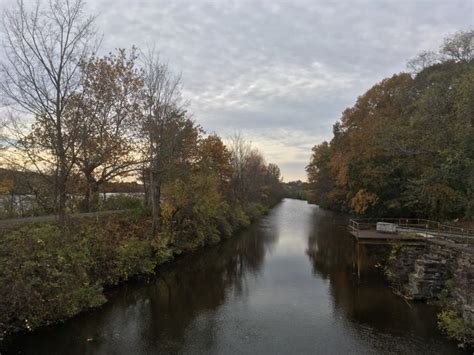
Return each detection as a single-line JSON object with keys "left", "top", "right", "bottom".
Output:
{"left": 0, "top": 202, "right": 274, "bottom": 341}
{"left": 386, "top": 239, "right": 474, "bottom": 345}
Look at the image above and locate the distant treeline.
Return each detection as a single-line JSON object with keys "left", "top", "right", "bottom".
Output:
{"left": 282, "top": 180, "right": 308, "bottom": 200}
{"left": 0, "top": 168, "right": 143, "bottom": 195}
{"left": 306, "top": 31, "right": 474, "bottom": 221}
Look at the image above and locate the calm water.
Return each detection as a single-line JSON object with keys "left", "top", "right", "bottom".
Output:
{"left": 5, "top": 199, "right": 467, "bottom": 354}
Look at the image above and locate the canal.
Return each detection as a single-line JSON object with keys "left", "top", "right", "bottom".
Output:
{"left": 5, "top": 199, "right": 467, "bottom": 354}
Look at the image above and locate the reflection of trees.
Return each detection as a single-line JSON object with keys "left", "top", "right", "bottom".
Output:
{"left": 306, "top": 211, "right": 353, "bottom": 279}
{"left": 116, "top": 220, "right": 278, "bottom": 352}
{"left": 143, "top": 221, "right": 278, "bottom": 347}
{"left": 7, "top": 219, "right": 278, "bottom": 354}
{"left": 305, "top": 208, "right": 441, "bottom": 339}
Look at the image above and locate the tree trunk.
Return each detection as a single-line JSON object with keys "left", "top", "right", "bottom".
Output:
{"left": 57, "top": 158, "right": 68, "bottom": 227}
{"left": 57, "top": 178, "right": 67, "bottom": 226}
{"left": 143, "top": 168, "right": 150, "bottom": 208}
{"left": 150, "top": 168, "right": 161, "bottom": 237}
{"left": 90, "top": 184, "right": 100, "bottom": 211}
{"left": 83, "top": 181, "right": 100, "bottom": 212}
{"left": 56, "top": 109, "right": 68, "bottom": 227}
{"left": 84, "top": 184, "right": 91, "bottom": 213}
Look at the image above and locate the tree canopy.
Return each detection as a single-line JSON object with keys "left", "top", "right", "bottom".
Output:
{"left": 306, "top": 31, "right": 474, "bottom": 221}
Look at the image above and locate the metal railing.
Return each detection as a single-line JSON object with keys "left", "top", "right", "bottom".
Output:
{"left": 349, "top": 218, "right": 474, "bottom": 239}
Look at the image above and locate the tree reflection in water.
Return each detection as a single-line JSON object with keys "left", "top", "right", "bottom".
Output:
{"left": 5, "top": 216, "right": 279, "bottom": 355}
{"left": 5, "top": 200, "right": 467, "bottom": 355}
{"left": 305, "top": 207, "right": 448, "bottom": 348}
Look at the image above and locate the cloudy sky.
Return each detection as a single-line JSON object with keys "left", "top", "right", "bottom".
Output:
{"left": 4, "top": 0, "right": 473, "bottom": 181}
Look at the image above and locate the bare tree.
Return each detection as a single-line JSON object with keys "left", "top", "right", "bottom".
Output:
{"left": 228, "top": 133, "right": 251, "bottom": 200}
{"left": 407, "top": 50, "right": 439, "bottom": 74}
{"left": 441, "top": 30, "right": 474, "bottom": 63}
{"left": 0, "top": 0, "right": 97, "bottom": 224}
{"left": 139, "top": 49, "right": 198, "bottom": 235}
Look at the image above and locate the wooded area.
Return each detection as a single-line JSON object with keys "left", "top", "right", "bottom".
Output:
{"left": 0, "top": 0, "right": 285, "bottom": 338}
{"left": 0, "top": 0, "right": 284, "bottom": 234}
{"left": 306, "top": 30, "right": 474, "bottom": 221}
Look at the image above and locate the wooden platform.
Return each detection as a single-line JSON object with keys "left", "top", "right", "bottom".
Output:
{"left": 348, "top": 218, "right": 474, "bottom": 279}
{"left": 348, "top": 229, "right": 426, "bottom": 245}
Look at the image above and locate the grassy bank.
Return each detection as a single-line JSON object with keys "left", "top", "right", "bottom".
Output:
{"left": 0, "top": 202, "right": 274, "bottom": 341}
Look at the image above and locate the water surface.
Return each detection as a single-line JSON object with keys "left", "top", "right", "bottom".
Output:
{"left": 5, "top": 199, "right": 466, "bottom": 354}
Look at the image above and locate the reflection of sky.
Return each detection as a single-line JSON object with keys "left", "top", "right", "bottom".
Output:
{"left": 191, "top": 200, "right": 350, "bottom": 352}
{"left": 7, "top": 199, "right": 466, "bottom": 354}
{"left": 269, "top": 200, "right": 318, "bottom": 257}
{"left": 182, "top": 199, "right": 464, "bottom": 354}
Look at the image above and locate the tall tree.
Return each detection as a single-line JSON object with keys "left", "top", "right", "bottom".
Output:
{"left": 197, "top": 134, "right": 233, "bottom": 192}
{"left": 139, "top": 50, "right": 199, "bottom": 235}
{"left": 307, "top": 35, "right": 473, "bottom": 220}
{"left": 0, "top": 0, "right": 97, "bottom": 224}
{"left": 228, "top": 133, "right": 251, "bottom": 201}
{"left": 71, "top": 49, "right": 143, "bottom": 211}
{"left": 441, "top": 30, "right": 474, "bottom": 63}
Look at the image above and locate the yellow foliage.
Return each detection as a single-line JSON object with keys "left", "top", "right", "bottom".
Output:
{"left": 350, "top": 189, "right": 378, "bottom": 214}
{"left": 0, "top": 178, "right": 14, "bottom": 195}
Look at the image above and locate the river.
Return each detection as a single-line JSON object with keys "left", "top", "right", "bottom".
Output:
{"left": 4, "top": 199, "right": 467, "bottom": 354}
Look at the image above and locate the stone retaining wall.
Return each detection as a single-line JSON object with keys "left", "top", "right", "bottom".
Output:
{"left": 388, "top": 239, "right": 474, "bottom": 327}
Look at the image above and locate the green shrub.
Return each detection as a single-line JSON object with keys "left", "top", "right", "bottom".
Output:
{"left": 151, "top": 234, "right": 174, "bottom": 264}
{"left": 0, "top": 192, "right": 274, "bottom": 339}
{"left": 438, "top": 309, "right": 474, "bottom": 347}
{"left": 0, "top": 224, "right": 105, "bottom": 336}
{"left": 0, "top": 215, "right": 165, "bottom": 338}
{"left": 229, "top": 204, "right": 251, "bottom": 229}
{"left": 116, "top": 239, "right": 157, "bottom": 279}
{"left": 244, "top": 202, "right": 268, "bottom": 221}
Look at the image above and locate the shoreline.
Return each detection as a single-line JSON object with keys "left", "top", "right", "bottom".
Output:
{"left": 0, "top": 200, "right": 280, "bottom": 345}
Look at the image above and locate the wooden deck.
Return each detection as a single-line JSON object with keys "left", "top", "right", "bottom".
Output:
{"left": 348, "top": 228, "right": 426, "bottom": 245}
{"left": 348, "top": 218, "right": 474, "bottom": 279}
{"left": 348, "top": 218, "right": 474, "bottom": 245}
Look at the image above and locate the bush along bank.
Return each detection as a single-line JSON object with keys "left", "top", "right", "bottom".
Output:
{"left": 0, "top": 200, "right": 277, "bottom": 341}
{"left": 384, "top": 240, "right": 474, "bottom": 348}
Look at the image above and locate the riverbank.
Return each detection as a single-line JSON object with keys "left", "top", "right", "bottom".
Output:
{"left": 384, "top": 239, "right": 474, "bottom": 347}
{"left": 0, "top": 202, "right": 275, "bottom": 342}
{"left": 4, "top": 199, "right": 467, "bottom": 354}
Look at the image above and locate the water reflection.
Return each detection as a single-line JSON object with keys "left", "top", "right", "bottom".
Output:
{"left": 4, "top": 199, "right": 467, "bottom": 354}
{"left": 5, "top": 211, "right": 279, "bottom": 355}
{"left": 305, "top": 206, "right": 464, "bottom": 354}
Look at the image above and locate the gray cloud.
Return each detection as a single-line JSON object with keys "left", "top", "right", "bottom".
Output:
{"left": 2, "top": 0, "right": 471, "bottom": 180}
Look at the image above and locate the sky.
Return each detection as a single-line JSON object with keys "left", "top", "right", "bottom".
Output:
{"left": 2, "top": 0, "right": 473, "bottom": 181}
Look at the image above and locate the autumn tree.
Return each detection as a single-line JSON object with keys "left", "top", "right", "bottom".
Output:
{"left": 307, "top": 32, "right": 473, "bottom": 220}
{"left": 306, "top": 141, "right": 344, "bottom": 209}
{"left": 227, "top": 134, "right": 283, "bottom": 206}
{"left": 241, "top": 149, "right": 267, "bottom": 202}
{"left": 71, "top": 49, "right": 143, "bottom": 211}
{"left": 264, "top": 163, "right": 284, "bottom": 204}
{"left": 196, "top": 134, "right": 233, "bottom": 192}
{"left": 139, "top": 50, "right": 200, "bottom": 234}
